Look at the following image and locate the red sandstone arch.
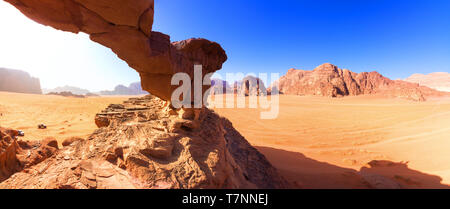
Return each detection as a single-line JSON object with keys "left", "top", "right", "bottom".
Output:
{"left": 4, "top": 0, "right": 227, "bottom": 101}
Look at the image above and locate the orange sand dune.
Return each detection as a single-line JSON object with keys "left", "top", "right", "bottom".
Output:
{"left": 1, "top": 91, "right": 450, "bottom": 188}
{"left": 0, "top": 91, "right": 131, "bottom": 144}
{"left": 212, "top": 94, "right": 450, "bottom": 188}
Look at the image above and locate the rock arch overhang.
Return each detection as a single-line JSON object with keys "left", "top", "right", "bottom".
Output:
{"left": 4, "top": 0, "right": 227, "bottom": 101}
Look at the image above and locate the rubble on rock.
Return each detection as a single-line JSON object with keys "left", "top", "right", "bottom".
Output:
{"left": 0, "top": 128, "right": 59, "bottom": 182}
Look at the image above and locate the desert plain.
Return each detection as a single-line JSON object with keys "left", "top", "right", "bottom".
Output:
{"left": 1, "top": 91, "right": 450, "bottom": 188}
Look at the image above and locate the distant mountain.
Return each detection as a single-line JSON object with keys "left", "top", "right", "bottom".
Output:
{"left": 99, "top": 82, "right": 148, "bottom": 95}
{"left": 404, "top": 72, "right": 450, "bottom": 92}
{"left": 270, "top": 63, "right": 449, "bottom": 101}
{"left": 233, "top": 76, "right": 267, "bottom": 96}
{"left": 209, "top": 79, "right": 232, "bottom": 94}
{"left": 42, "top": 85, "right": 91, "bottom": 95}
{"left": 0, "top": 68, "right": 42, "bottom": 94}
{"left": 209, "top": 76, "right": 267, "bottom": 96}
{"left": 46, "top": 91, "right": 86, "bottom": 98}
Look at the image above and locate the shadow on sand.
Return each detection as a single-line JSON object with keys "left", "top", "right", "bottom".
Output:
{"left": 255, "top": 146, "right": 450, "bottom": 189}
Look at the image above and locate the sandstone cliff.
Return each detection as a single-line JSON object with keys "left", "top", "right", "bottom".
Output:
{"left": 234, "top": 76, "right": 268, "bottom": 96}
{"left": 271, "top": 63, "right": 449, "bottom": 101}
{"left": 210, "top": 76, "right": 268, "bottom": 96}
{"left": 209, "top": 79, "right": 232, "bottom": 95}
{"left": 0, "top": 68, "right": 42, "bottom": 94}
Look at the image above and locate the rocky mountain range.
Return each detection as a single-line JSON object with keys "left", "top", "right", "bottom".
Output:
{"left": 43, "top": 82, "right": 148, "bottom": 96}
{"left": 99, "top": 82, "right": 148, "bottom": 95}
{"left": 270, "top": 63, "right": 449, "bottom": 101}
{"left": 404, "top": 72, "right": 450, "bottom": 92}
{"left": 43, "top": 85, "right": 91, "bottom": 95}
{"left": 0, "top": 68, "right": 42, "bottom": 94}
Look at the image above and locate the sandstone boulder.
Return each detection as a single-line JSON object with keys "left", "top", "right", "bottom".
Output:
{"left": 62, "top": 137, "right": 84, "bottom": 147}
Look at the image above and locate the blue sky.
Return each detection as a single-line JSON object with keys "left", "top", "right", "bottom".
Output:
{"left": 155, "top": 0, "right": 450, "bottom": 80}
{"left": 0, "top": 0, "right": 449, "bottom": 91}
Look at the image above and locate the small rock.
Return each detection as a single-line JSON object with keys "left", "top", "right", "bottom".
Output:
{"left": 42, "top": 137, "right": 59, "bottom": 149}
{"left": 62, "top": 137, "right": 84, "bottom": 147}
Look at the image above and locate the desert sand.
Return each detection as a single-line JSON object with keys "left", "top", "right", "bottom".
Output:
{"left": 0, "top": 91, "right": 131, "bottom": 144}
{"left": 1, "top": 91, "right": 450, "bottom": 188}
{"left": 211, "top": 94, "right": 450, "bottom": 188}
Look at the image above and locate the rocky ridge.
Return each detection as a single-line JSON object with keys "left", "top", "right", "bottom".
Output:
{"left": 270, "top": 63, "right": 449, "bottom": 101}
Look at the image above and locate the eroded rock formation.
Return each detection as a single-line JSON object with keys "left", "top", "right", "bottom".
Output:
{"left": 0, "top": 68, "right": 42, "bottom": 94}
{"left": 0, "top": 96, "right": 288, "bottom": 189}
{"left": 0, "top": 128, "right": 58, "bottom": 182}
{"left": 271, "top": 63, "right": 449, "bottom": 101}
{"left": 209, "top": 79, "right": 232, "bottom": 95}
{"left": 210, "top": 76, "right": 268, "bottom": 96}
{"left": 234, "top": 76, "right": 268, "bottom": 96}
{"left": 4, "top": 0, "right": 227, "bottom": 101}
{"left": 1, "top": 0, "right": 288, "bottom": 189}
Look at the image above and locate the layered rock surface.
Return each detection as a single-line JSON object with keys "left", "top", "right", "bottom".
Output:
{"left": 271, "top": 63, "right": 449, "bottom": 101}
{"left": 0, "top": 95, "right": 288, "bottom": 189}
{"left": 4, "top": 0, "right": 227, "bottom": 101}
{"left": 0, "top": 68, "right": 42, "bottom": 94}
{"left": 405, "top": 72, "right": 450, "bottom": 92}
